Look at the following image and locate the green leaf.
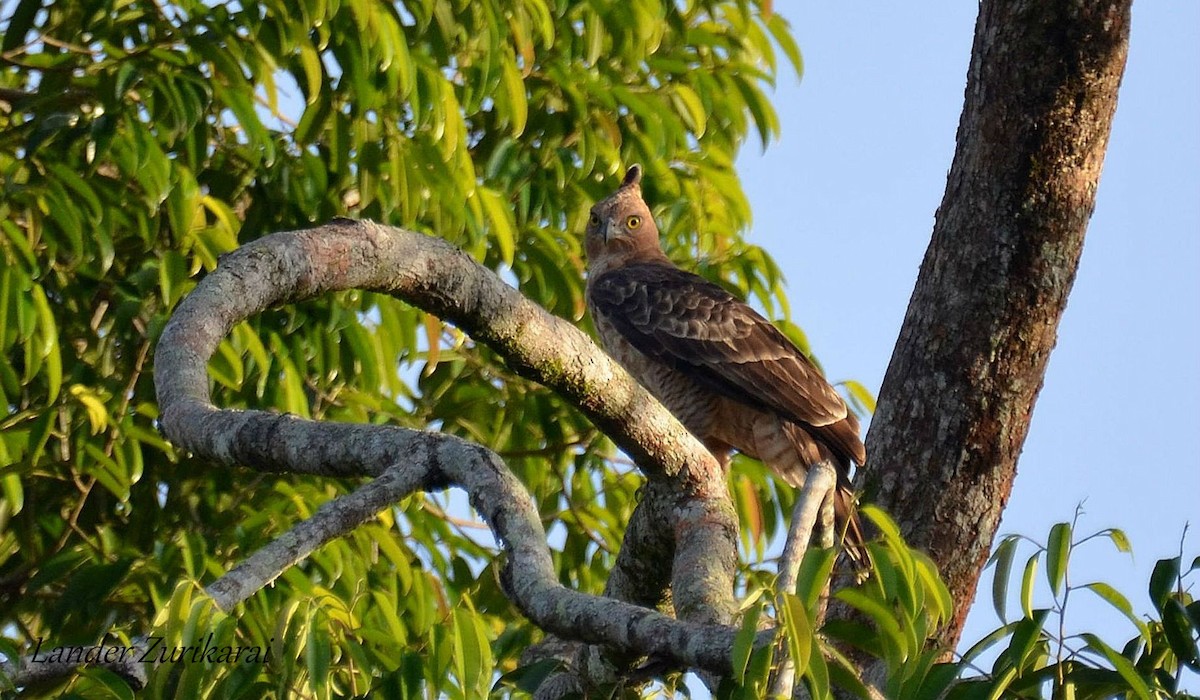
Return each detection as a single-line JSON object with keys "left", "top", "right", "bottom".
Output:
{"left": 69, "top": 384, "right": 110, "bottom": 434}
{"left": 451, "top": 605, "right": 479, "bottom": 694}
{"left": 990, "top": 536, "right": 1018, "bottom": 622}
{"left": 209, "top": 339, "right": 246, "bottom": 390}
{"left": 835, "top": 588, "right": 906, "bottom": 660}
{"left": 45, "top": 162, "right": 103, "bottom": 222}
{"left": 1102, "top": 527, "right": 1133, "bottom": 554}
{"left": 1080, "top": 633, "right": 1152, "bottom": 700}
{"left": 731, "top": 600, "right": 762, "bottom": 682}
{"left": 479, "top": 187, "right": 516, "bottom": 267}
{"left": 985, "top": 667, "right": 1019, "bottom": 700}
{"left": 297, "top": 42, "right": 325, "bottom": 100}
{"left": 1006, "top": 608, "right": 1049, "bottom": 671}
{"left": 167, "top": 166, "right": 201, "bottom": 240}
{"left": 1149, "top": 557, "right": 1180, "bottom": 613}
{"left": 912, "top": 550, "right": 953, "bottom": 624}
{"left": 1020, "top": 551, "right": 1040, "bottom": 619}
{"left": 823, "top": 648, "right": 874, "bottom": 700}
{"left": 841, "top": 379, "right": 877, "bottom": 415}
{"left": 1, "top": 473, "right": 23, "bottom": 516}
{"left": 1082, "top": 581, "right": 1150, "bottom": 641}
{"left": 766, "top": 13, "right": 804, "bottom": 78}
{"left": 304, "top": 620, "right": 332, "bottom": 695}
{"left": 494, "top": 659, "right": 561, "bottom": 694}
{"left": 158, "top": 250, "right": 190, "bottom": 309}
{"left": 26, "top": 409, "right": 54, "bottom": 465}
{"left": 1162, "top": 598, "right": 1200, "bottom": 671}
{"left": 958, "top": 621, "right": 1019, "bottom": 668}
{"left": 794, "top": 545, "right": 837, "bottom": 616}
{"left": 500, "top": 54, "right": 528, "bottom": 137}
{"left": 671, "top": 84, "right": 708, "bottom": 137}
{"left": 779, "top": 592, "right": 812, "bottom": 676}
{"left": 1046, "top": 521, "right": 1071, "bottom": 596}
{"left": 30, "top": 284, "right": 61, "bottom": 402}
{"left": 272, "top": 336, "right": 311, "bottom": 418}
{"left": 731, "top": 72, "right": 780, "bottom": 147}
{"left": 803, "top": 637, "right": 832, "bottom": 700}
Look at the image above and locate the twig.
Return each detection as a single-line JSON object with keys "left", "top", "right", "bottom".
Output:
{"left": 770, "top": 461, "right": 837, "bottom": 700}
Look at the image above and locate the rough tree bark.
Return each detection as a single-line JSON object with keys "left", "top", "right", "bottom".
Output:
{"left": 856, "top": 0, "right": 1132, "bottom": 651}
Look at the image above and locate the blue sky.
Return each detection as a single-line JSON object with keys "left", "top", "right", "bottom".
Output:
{"left": 737, "top": 1, "right": 1199, "bottom": 675}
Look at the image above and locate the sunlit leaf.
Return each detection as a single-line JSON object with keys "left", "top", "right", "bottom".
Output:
{"left": 1046, "top": 521, "right": 1071, "bottom": 596}
{"left": 779, "top": 592, "right": 812, "bottom": 676}
{"left": 69, "top": 384, "right": 110, "bottom": 434}
{"left": 1083, "top": 581, "right": 1150, "bottom": 641}
{"left": 989, "top": 536, "right": 1018, "bottom": 622}
{"left": 1021, "top": 551, "right": 1040, "bottom": 619}
{"left": 1080, "top": 633, "right": 1153, "bottom": 700}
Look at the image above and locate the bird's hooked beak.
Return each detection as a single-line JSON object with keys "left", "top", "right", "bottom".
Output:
{"left": 603, "top": 219, "right": 623, "bottom": 243}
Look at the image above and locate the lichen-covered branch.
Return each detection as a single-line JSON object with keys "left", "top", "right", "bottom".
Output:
{"left": 150, "top": 220, "right": 742, "bottom": 678}
{"left": 1, "top": 641, "right": 148, "bottom": 692}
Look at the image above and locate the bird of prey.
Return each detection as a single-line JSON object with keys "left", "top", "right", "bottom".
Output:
{"left": 584, "top": 164, "right": 867, "bottom": 562}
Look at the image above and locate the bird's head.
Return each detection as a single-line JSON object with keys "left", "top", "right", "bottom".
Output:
{"left": 584, "top": 164, "right": 664, "bottom": 268}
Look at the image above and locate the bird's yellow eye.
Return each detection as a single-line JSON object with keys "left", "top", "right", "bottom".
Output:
{"left": 589, "top": 214, "right": 600, "bottom": 226}
{"left": 626, "top": 215, "right": 641, "bottom": 229}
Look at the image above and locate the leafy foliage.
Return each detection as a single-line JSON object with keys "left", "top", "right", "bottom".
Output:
{"left": 719, "top": 514, "right": 1197, "bottom": 700}
{"left": 956, "top": 515, "right": 1199, "bottom": 700}
{"left": 0, "top": 0, "right": 805, "bottom": 696}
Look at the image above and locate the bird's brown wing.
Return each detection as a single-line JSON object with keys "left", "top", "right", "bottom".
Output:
{"left": 589, "top": 262, "right": 848, "bottom": 428}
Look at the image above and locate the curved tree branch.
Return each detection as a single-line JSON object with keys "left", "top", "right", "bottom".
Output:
{"left": 151, "top": 220, "right": 743, "bottom": 677}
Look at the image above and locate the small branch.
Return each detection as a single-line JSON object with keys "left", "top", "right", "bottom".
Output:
{"left": 420, "top": 497, "right": 490, "bottom": 530}
{"left": 1, "top": 638, "right": 148, "bottom": 691}
{"left": 207, "top": 463, "right": 429, "bottom": 609}
{"left": 770, "top": 462, "right": 837, "bottom": 699}
{"left": 776, "top": 463, "right": 837, "bottom": 596}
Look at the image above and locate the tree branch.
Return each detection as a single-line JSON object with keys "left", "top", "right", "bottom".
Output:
{"left": 148, "top": 220, "right": 742, "bottom": 678}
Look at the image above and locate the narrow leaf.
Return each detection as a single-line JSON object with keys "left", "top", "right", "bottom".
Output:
{"left": 731, "top": 601, "right": 761, "bottom": 683}
{"left": 1021, "top": 552, "right": 1040, "bottom": 619}
{"left": 990, "top": 537, "right": 1018, "bottom": 622}
{"left": 1082, "top": 581, "right": 1149, "bottom": 641}
{"left": 1103, "top": 528, "right": 1133, "bottom": 554}
{"left": 479, "top": 187, "right": 516, "bottom": 267}
{"left": 1046, "top": 521, "right": 1071, "bottom": 596}
{"left": 1007, "top": 608, "right": 1049, "bottom": 670}
{"left": 779, "top": 592, "right": 812, "bottom": 676}
{"left": 1149, "top": 557, "right": 1180, "bottom": 613}
{"left": 500, "top": 55, "right": 527, "bottom": 137}
{"left": 1163, "top": 598, "right": 1200, "bottom": 671}
{"left": 1080, "top": 633, "right": 1152, "bottom": 700}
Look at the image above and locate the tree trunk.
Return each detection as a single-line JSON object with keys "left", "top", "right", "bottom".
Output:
{"left": 858, "top": 0, "right": 1131, "bottom": 650}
